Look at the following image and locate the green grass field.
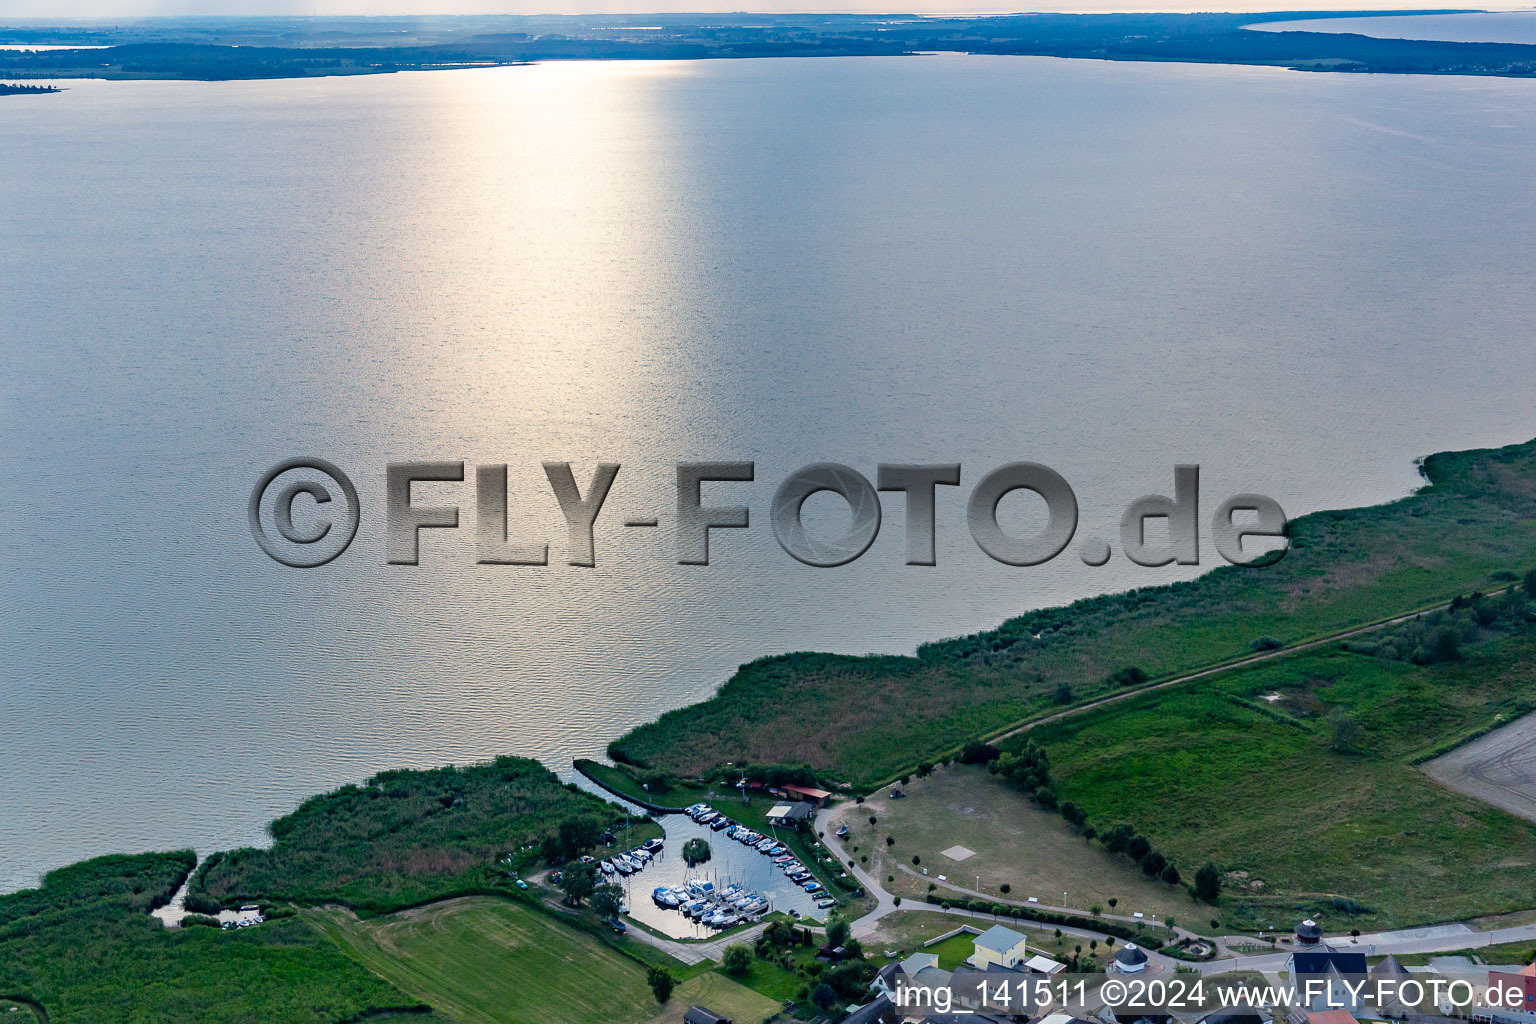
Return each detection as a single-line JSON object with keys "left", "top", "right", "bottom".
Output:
{"left": 0, "top": 852, "right": 422, "bottom": 1024}
{"left": 314, "top": 897, "right": 776, "bottom": 1024}
{"left": 1017, "top": 631, "right": 1536, "bottom": 931}
{"left": 839, "top": 766, "right": 1192, "bottom": 921}
{"left": 612, "top": 438, "right": 1536, "bottom": 787}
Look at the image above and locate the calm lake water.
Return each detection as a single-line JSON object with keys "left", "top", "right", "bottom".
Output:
{"left": 1254, "top": 11, "right": 1536, "bottom": 43}
{"left": 4, "top": 55, "right": 1536, "bottom": 892}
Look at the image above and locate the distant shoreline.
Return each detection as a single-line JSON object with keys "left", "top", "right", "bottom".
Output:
{"left": 1, "top": 11, "right": 1534, "bottom": 82}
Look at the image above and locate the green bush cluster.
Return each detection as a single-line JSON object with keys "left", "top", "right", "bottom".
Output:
{"left": 194, "top": 756, "right": 636, "bottom": 913}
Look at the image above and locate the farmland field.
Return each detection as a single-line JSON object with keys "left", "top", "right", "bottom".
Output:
{"left": 1017, "top": 632, "right": 1536, "bottom": 931}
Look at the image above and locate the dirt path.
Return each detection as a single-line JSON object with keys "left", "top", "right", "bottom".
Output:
{"left": 1423, "top": 710, "right": 1536, "bottom": 824}
{"left": 988, "top": 595, "right": 1484, "bottom": 747}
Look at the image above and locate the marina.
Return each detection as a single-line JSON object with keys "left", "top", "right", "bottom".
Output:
{"left": 567, "top": 779, "right": 827, "bottom": 938}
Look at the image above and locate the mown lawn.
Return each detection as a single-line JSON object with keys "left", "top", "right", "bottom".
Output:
{"left": 1021, "top": 632, "right": 1536, "bottom": 931}
{"left": 839, "top": 766, "right": 1191, "bottom": 922}
{"left": 315, "top": 897, "right": 678, "bottom": 1024}
{"left": 647, "top": 973, "right": 781, "bottom": 1024}
{"left": 923, "top": 931, "right": 979, "bottom": 969}
{"left": 613, "top": 438, "right": 1536, "bottom": 787}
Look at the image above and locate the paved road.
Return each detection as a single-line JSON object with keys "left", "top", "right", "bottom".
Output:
{"left": 1423, "top": 710, "right": 1536, "bottom": 824}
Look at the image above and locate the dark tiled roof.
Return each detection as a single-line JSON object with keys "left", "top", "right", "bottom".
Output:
{"left": 843, "top": 994, "right": 900, "bottom": 1024}
{"left": 1290, "top": 951, "right": 1367, "bottom": 975}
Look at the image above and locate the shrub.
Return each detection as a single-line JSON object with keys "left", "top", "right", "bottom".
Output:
{"left": 1195, "top": 861, "right": 1221, "bottom": 904}
{"left": 723, "top": 944, "right": 752, "bottom": 975}
{"left": 1250, "top": 636, "right": 1284, "bottom": 652}
{"left": 1328, "top": 710, "right": 1365, "bottom": 753}
{"left": 647, "top": 966, "right": 675, "bottom": 1004}
{"left": 960, "top": 741, "right": 1001, "bottom": 765}
{"left": 1109, "top": 666, "right": 1149, "bottom": 687}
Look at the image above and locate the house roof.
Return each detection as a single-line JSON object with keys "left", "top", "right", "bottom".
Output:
{"left": 1290, "top": 951, "right": 1367, "bottom": 976}
{"left": 1116, "top": 943, "right": 1149, "bottom": 966}
{"left": 842, "top": 994, "right": 899, "bottom": 1024}
{"left": 683, "top": 1008, "right": 731, "bottom": 1024}
{"left": 1372, "top": 955, "right": 1411, "bottom": 978}
{"left": 765, "top": 801, "right": 814, "bottom": 821}
{"left": 974, "top": 924, "right": 1027, "bottom": 953}
{"left": 1025, "top": 954, "right": 1066, "bottom": 974}
{"left": 783, "top": 784, "right": 831, "bottom": 800}
{"left": 1307, "top": 1011, "right": 1358, "bottom": 1024}
{"left": 899, "top": 952, "right": 940, "bottom": 975}
{"left": 1295, "top": 919, "right": 1325, "bottom": 941}
{"left": 1200, "top": 1008, "right": 1263, "bottom": 1024}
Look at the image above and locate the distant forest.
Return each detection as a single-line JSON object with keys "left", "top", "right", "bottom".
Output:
{"left": 1, "top": 11, "right": 1534, "bottom": 81}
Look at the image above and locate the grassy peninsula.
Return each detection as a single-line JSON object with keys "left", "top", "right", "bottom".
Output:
{"left": 2, "top": 12, "right": 1536, "bottom": 81}
{"left": 0, "top": 757, "right": 674, "bottom": 1023}
{"left": 613, "top": 438, "right": 1536, "bottom": 787}
{"left": 0, "top": 852, "right": 432, "bottom": 1023}
{"left": 194, "top": 756, "right": 657, "bottom": 915}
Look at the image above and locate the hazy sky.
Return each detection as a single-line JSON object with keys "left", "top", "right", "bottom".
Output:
{"left": 1, "top": 0, "right": 1521, "bottom": 19}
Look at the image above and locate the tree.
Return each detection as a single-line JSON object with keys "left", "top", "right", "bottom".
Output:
{"left": 1424, "top": 627, "right": 1462, "bottom": 664}
{"left": 590, "top": 882, "right": 624, "bottom": 920}
{"left": 544, "top": 815, "right": 603, "bottom": 861}
{"left": 1102, "top": 824, "right": 1134, "bottom": 855}
{"left": 992, "top": 740, "right": 1052, "bottom": 795}
{"left": 893, "top": 895, "right": 901, "bottom": 906}
{"left": 1054, "top": 681, "right": 1074, "bottom": 704}
{"left": 1127, "top": 835, "right": 1151, "bottom": 861}
{"left": 1524, "top": 567, "right": 1536, "bottom": 598}
{"left": 917, "top": 762, "right": 935, "bottom": 778}
{"left": 1107, "top": 898, "right": 1118, "bottom": 908}
{"left": 960, "top": 740, "right": 1001, "bottom": 764}
{"left": 722, "top": 944, "right": 752, "bottom": 975}
{"left": 557, "top": 861, "right": 597, "bottom": 905}
{"left": 1140, "top": 850, "right": 1167, "bottom": 877}
{"left": 1194, "top": 861, "right": 1222, "bottom": 904}
{"left": 647, "top": 966, "right": 675, "bottom": 1004}
{"left": 811, "top": 982, "right": 838, "bottom": 1011}
{"left": 1161, "top": 863, "right": 1181, "bottom": 886}
{"left": 1109, "top": 666, "right": 1148, "bottom": 687}
{"left": 682, "top": 838, "right": 711, "bottom": 866}
{"left": 1328, "top": 710, "right": 1365, "bottom": 752}
{"left": 826, "top": 914, "right": 851, "bottom": 950}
